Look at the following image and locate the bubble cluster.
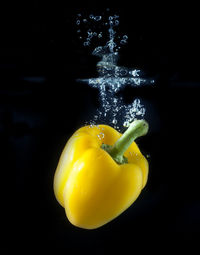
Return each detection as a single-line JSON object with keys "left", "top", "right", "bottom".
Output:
{"left": 90, "top": 82, "right": 146, "bottom": 130}
{"left": 76, "top": 13, "right": 104, "bottom": 47}
{"left": 90, "top": 14, "right": 102, "bottom": 21}
{"left": 86, "top": 124, "right": 105, "bottom": 141}
{"left": 75, "top": 12, "right": 127, "bottom": 51}
{"left": 76, "top": 11, "right": 155, "bottom": 131}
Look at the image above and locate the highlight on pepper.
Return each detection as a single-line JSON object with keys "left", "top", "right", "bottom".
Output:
{"left": 53, "top": 119, "right": 149, "bottom": 229}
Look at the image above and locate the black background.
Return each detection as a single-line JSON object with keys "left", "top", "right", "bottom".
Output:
{"left": 2, "top": 2, "right": 200, "bottom": 253}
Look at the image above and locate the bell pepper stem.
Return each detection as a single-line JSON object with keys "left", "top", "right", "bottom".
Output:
{"left": 102, "top": 119, "right": 149, "bottom": 164}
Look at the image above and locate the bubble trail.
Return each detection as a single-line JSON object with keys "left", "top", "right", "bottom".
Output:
{"left": 76, "top": 11, "right": 155, "bottom": 130}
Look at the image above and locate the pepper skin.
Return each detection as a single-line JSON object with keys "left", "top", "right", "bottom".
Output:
{"left": 53, "top": 120, "right": 149, "bottom": 229}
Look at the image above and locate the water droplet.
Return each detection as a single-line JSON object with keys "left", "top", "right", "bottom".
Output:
{"left": 129, "top": 151, "right": 133, "bottom": 156}
{"left": 97, "top": 132, "right": 105, "bottom": 140}
{"left": 83, "top": 19, "right": 87, "bottom": 23}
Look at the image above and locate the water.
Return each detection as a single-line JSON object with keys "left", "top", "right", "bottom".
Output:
{"left": 76, "top": 11, "right": 155, "bottom": 131}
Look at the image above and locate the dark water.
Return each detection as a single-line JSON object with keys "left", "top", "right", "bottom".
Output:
{"left": 2, "top": 4, "right": 200, "bottom": 253}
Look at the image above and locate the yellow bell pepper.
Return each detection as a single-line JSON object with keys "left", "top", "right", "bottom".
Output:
{"left": 53, "top": 119, "right": 149, "bottom": 229}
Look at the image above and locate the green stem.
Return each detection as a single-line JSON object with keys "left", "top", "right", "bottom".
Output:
{"left": 101, "top": 119, "right": 149, "bottom": 164}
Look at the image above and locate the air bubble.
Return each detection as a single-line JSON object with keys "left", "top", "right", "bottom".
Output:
{"left": 132, "top": 70, "right": 140, "bottom": 77}
{"left": 76, "top": 20, "right": 80, "bottom": 25}
{"left": 123, "top": 121, "right": 130, "bottom": 127}
{"left": 112, "top": 119, "right": 117, "bottom": 124}
{"left": 120, "top": 39, "right": 127, "bottom": 45}
{"left": 115, "top": 20, "right": 119, "bottom": 26}
{"left": 136, "top": 110, "right": 142, "bottom": 115}
{"left": 83, "top": 41, "right": 90, "bottom": 46}
{"left": 98, "top": 33, "right": 103, "bottom": 38}
{"left": 87, "top": 32, "right": 93, "bottom": 38}
{"left": 94, "top": 16, "right": 102, "bottom": 21}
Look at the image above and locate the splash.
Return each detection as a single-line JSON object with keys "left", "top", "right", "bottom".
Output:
{"left": 76, "top": 11, "right": 154, "bottom": 130}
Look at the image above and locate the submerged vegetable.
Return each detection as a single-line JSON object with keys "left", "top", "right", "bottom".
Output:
{"left": 53, "top": 119, "right": 149, "bottom": 229}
